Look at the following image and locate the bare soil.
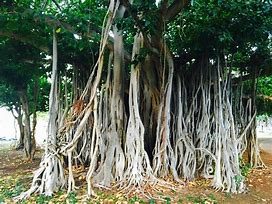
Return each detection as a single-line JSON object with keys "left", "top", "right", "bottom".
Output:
{"left": 0, "top": 148, "right": 272, "bottom": 203}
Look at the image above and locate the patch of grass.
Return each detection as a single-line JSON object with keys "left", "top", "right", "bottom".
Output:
{"left": 106, "top": 194, "right": 119, "bottom": 203}
{"left": 239, "top": 157, "right": 252, "bottom": 177}
{"left": 234, "top": 175, "right": 244, "bottom": 188}
{"left": 36, "top": 194, "right": 52, "bottom": 204}
{"left": 224, "top": 192, "right": 232, "bottom": 199}
{"left": 66, "top": 192, "right": 78, "bottom": 204}
{"left": 128, "top": 195, "right": 146, "bottom": 204}
{"left": 186, "top": 194, "right": 218, "bottom": 204}
{"left": 129, "top": 195, "right": 139, "bottom": 203}
{"left": 0, "top": 143, "right": 13, "bottom": 151}
{"left": 149, "top": 198, "right": 155, "bottom": 204}
{"left": 0, "top": 180, "right": 25, "bottom": 200}
{"left": 165, "top": 196, "right": 171, "bottom": 204}
{"left": 37, "top": 111, "right": 49, "bottom": 119}
{"left": 178, "top": 197, "right": 183, "bottom": 203}
{"left": 207, "top": 193, "right": 218, "bottom": 204}
{"left": 241, "top": 163, "right": 252, "bottom": 177}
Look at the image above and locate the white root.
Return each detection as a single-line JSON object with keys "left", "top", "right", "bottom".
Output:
{"left": 17, "top": 1, "right": 264, "bottom": 200}
{"left": 122, "top": 33, "right": 155, "bottom": 189}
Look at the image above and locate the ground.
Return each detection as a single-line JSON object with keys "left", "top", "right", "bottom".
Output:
{"left": 0, "top": 145, "right": 272, "bottom": 204}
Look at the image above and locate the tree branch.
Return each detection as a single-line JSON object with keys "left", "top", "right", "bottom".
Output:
{"left": 165, "top": 0, "right": 189, "bottom": 21}
{"left": 0, "top": 31, "right": 50, "bottom": 53}
{"left": 1, "top": 9, "right": 132, "bottom": 61}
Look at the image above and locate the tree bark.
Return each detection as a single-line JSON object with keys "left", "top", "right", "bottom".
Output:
{"left": 19, "top": 90, "right": 33, "bottom": 161}
{"left": 17, "top": 107, "right": 25, "bottom": 150}
{"left": 12, "top": 105, "right": 25, "bottom": 150}
{"left": 31, "top": 77, "right": 39, "bottom": 159}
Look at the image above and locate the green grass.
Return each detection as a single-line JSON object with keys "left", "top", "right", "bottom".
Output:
{"left": 186, "top": 193, "right": 218, "bottom": 204}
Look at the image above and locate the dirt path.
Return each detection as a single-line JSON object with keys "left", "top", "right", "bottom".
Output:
{"left": 259, "top": 138, "right": 272, "bottom": 154}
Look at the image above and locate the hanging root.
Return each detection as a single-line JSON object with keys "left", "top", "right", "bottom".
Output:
{"left": 17, "top": 1, "right": 264, "bottom": 201}
{"left": 121, "top": 33, "right": 155, "bottom": 190}
{"left": 14, "top": 152, "right": 65, "bottom": 200}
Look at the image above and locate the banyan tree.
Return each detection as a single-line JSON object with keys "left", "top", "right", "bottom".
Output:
{"left": 15, "top": 0, "right": 271, "bottom": 199}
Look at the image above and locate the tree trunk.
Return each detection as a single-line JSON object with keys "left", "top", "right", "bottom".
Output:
{"left": 47, "top": 29, "right": 59, "bottom": 149}
{"left": 247, "top": 66, "right": 264, "bottom": 167}
{"left": 12, "top": 105, "right": 25, "bottom": 150}
{"left": 31, "top": 76, "right": 39, "bottom": 159}
{"left": 16, "top": 0, "right": 265, "bottom": 199}
{"left": 19, "top": 90, "right": 33, "bottom": 161}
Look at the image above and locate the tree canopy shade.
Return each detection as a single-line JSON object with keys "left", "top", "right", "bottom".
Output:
{"left": 0, "top": 37, "right": 50, "bottom": 158}
{"left": 0, "top": 0, "right": 271, "bottom": 200}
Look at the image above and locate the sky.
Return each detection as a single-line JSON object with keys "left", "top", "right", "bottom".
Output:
{"left": 0, "top": 107, "right": 47, "bottom": 145}
{"left": 0, "top": 107, "right": 17, "bottom": 139}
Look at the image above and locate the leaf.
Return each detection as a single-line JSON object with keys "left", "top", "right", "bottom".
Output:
{"left": 56, "top": 27, "right": 61, "bottom": 33}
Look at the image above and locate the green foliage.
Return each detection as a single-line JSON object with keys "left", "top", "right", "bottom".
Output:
{"left": 256, "top": 96, "right": 272, "bottom": 116}
{"left": 129, "top": 195, "right": 138, "bottom": 203}
{"left": 186, "top": 193, "right": 218, "bottom": 204}
{"left": 257, "top": 77, "right": 272, "bottom": 96}
{"left": 0, "top": 84, "right": 20, "bottom": 110}
{"left": 239, "top": 157, "right": 252, "bottom": 177}
{"left": 0, "top": 40, "right": 41, "bottom": 90}
{"left": 257, "top": 113, "right": 270, "bottom": 122}
{"left": 233, "top": 157, "right": 252, "bottom": 189}
{"left": 0, "top": 37, "right": 50, "bottom": 113}
{"left": 149, "top": 198, "right": 155, "bottom": 204}
{"left": 36, "top": 194, "right": 52, "bottom": 204}
{"left": 241, "top": 163, "right": 252, "bottom": 177}
{"left": 167, "top": 0, "right": 271, "bottom": 81}
{"left": 234, "top": 175, "right": 244, "bottom": 188}
{"left": 0, "top": 180, "right": 25, "bottom": 202}
{"left": 224, "top": 192, "right": 232, "bottom": 199}
{"left": 131, "top": 47, "right": 150, "bottom": 66}
{"left": 66, "top": 192, "right": 78, "bottom": 204}
{"left": 165, "top": 196, "right": 171, "bottom": 204}
{"left": 128, "top": 195, "right": 146, "bottom": 204}
{"left": 243, "top": 76, "right": 272, "bottom": 115}
{"left": 169, "top": 0, "right": 271, "bottom": 53}
{"left": 256, "top": 77, "right": 272, "bottom": 115}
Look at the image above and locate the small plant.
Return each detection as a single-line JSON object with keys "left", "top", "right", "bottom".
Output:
{"left": 0, "top": 194, "right": 4, "bottom": 203}
{"left": 165, "top": 196, "right": 171, "bottom": 204}
{"left": 12, "top": 181, "right": 24, "bottom": 197}
{"left": 178, "top": 197, "right": 183, "bottom": 203}
{"left": 207, "top": 193, "right": 218, "bottom": 204}
{"left": 129, "top": 196, "right": 146, "bottom": 204}
{"left": 129, "top": 195, "right": 139, "bottom": 203}
{"left": 186, "top": 195, "right": 202, "bottom": 203}
{"left": 56, "top": 190, "right": 64, "bottom": 196}
{"left": 0, "top": 180, "right": 26, "bottom": 203}
{"left": 2, "top": 181, "right": 24, "bottom": 198}
{"left": 186, "top": 194, "right": 218, "bottom": 204}
{"left": 139, "top": 198, "right": 146, "bottom": 204}
{"left": 149, "top": 198, "right": 155, "bottom": 204}
{"left": 241, "top": 163, "right": 252, "bottom": 177}
{"left": 224, "top": 192, "right": 232, "bottom": 199}
{"left": 234, "top": 175, "right": 244, "bottom": 188}
{"left": 36, "top": 194, "right": 52, "bottom": 204}
{"left": 257, "top": 113, "right": 269, "bottom": 123}
{"left": 66, "top": 192, "right": 78, "bottom": 204}
{"left": 238, "top": 157, "right": 252, "bottom": 180}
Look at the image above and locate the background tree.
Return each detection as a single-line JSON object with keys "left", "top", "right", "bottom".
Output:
{"left": 0, "top": 38, "right": 49, "bottom": 160}
{"left": 0, "top": 84, "right": 24, "bottom": 148}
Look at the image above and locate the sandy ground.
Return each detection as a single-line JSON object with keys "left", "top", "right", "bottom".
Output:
{"left": 257, "top": 123, "right": 272, "bottom": 154}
